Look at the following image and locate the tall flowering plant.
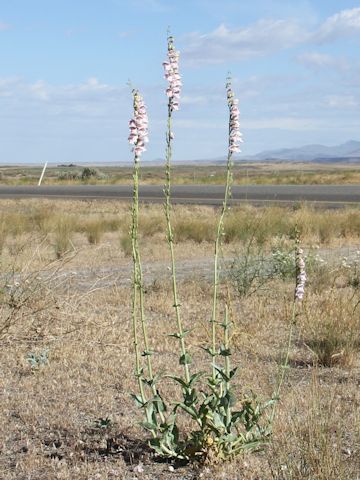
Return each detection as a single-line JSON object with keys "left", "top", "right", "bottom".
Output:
{"left": 270, "top": 227, "right": 307, "bottom": 424}
{"left": 210, "top": 77, "right": 243, "bottom": 381}
{"left": 128, "top": 88, "right": 166, "bottom": 437}
{"left": 128, "top": 37, "right": 273, "bottom": 462}
{"left": 163, "top": 35, "right": 194, "bottom": 396}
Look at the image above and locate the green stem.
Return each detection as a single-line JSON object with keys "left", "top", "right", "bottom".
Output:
{"left": 132, "top": 156, "right": 164, "bottom": 424}
{"left": 269, "top": 301, "right": 297, "bottom": 425}
{"left": 223, "top": 303, "right": 232, "bottom": 429}
{"left": 211, "top": 150, "right": 233, "bottom": 380}
{"left": 164, "top": 105, "right": 191, "bottom": 386}
{"left": 131, "top": 158, "right": 147, "bottom": 410}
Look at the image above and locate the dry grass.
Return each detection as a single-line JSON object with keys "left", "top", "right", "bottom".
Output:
{"left": 2, "top": 162, "right": 360, "bottom": 186}
{"left": 0, "top": 198, "right": 359, "bottom": 479}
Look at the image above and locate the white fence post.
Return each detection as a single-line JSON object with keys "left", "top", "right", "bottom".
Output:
{"left": 38, "top": 162, "right": 48, "bottom": 186}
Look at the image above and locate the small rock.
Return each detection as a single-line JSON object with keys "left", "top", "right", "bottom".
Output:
{"left": 134, "top": 463, "right": 144, "bottom": 474}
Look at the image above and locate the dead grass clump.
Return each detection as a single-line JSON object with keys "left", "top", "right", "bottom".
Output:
{"left": 270, "top": 374, "right": 358, "bottom": 480}
{"left": 301, "top": 290, "right": 360, "bottom": 367}
{"left": 102, "top": 216, "right": 122, "bottom": 232}
{"left": 225, "top": 207, "right": 290, "bottom": 245}
{"left": 82, "top": 218, "right": 106, "bottom": 244}
{"left": 174, "top": 217, "right": 215, "bottom": 243}
{"left": 340, "top": 211, "right": 360, "bottom": 238}
{"left": 53, "top": 215, "right": 75, "bottom": 258}
{"left": 0, "top": 215, "right": 7, "bottom": 254}
{"left": 28, "top": 205, "right": 53, "bottom": 234}
{"left": 139, "top": 213, "right": 165, "bottom": 237}
{"left": 293, "top": 206, "right": 360, "bottom": 244}
{"left": 120, "top": 233, "right": 132, "bottom": 256}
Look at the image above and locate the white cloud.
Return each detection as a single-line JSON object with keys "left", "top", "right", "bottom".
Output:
{"left": 297, "top": 51, "right": 349, "bottom": 71}
{"left": 0, "top": 76, "right": 127, "bottom": 118}
{"left": 245, "top": 117, "right": 330, "bottom": 131}
{"left": 183, "top": 7, "right": 360, "bottom": 66}
{"left": 183, "top": 20, "right": 308, "bottom": 65}
{"left": 315, "top": 7, "right": 360, "bottom": 42}
{"left": 324, "top": 95, "right": 359, "bottom": 109}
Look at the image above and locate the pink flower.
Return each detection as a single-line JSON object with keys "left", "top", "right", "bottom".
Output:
{"left": 163, "top": 35, "right": 182, "bottom": 111}
{"left": 226, "top": 79, "right": 243, "bottom": 155}
{"left": 128, "top": 89, "right": 149, "bottom": 158}
{"left": 295, "top": 246, "right": 306, "bottom": 301}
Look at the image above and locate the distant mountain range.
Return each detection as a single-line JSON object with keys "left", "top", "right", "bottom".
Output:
{"left": 245, "top": 140, "right": 360, "bottom": 162}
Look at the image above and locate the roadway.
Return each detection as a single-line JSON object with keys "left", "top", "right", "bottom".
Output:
{"left": 0, "top": 184, "right": 359, "bottom": 206}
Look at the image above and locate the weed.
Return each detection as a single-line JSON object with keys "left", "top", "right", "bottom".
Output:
{"left": 26, "top": 348, "right": 49, "bottom": 369}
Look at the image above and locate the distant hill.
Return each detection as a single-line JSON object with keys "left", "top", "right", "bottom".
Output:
{"left": 248, "top": 140, "right": 360, "bottom": 162}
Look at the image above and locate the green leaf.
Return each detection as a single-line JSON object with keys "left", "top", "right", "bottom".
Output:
{"left": 176, "top": 402, "right": 198, "bottom": 420}
{"left": 179, "top": 353, "right": 192, "bottom": 365}
{"left": 141, "top": 421, "right": 157, "bottom": 431}
{"left": 141, "top": 350, "right": 153, "bottom": 357}
{"left": 228, "top": 390, "right": 237, "bottom": 407}
{"left": 168, "top": 332, "right": 181, "bottom": 339}
{"left": 184, "top": 388, "right": 198, "bottom": 407}
{"left": 169, "top": 376, "right": 188, "bottom": 389}
{"left": 213, "top": 412, "right": 225, "bottom": 430}
{"left": 168, "top": 329, "right": 191, "bottom": 339}
{"left": 153, "top": 395, "right": 167, "bottom": 413}
{"left": 213, "top": 365, "right": 230, "bottom": 382}
{"left": 229, "top": 367, "right": 238, "bottom": 379}
{"left": 223, "top": 433, "right": 238, "bottom": 443}
{"left": 201, "top": 346, "right": 215, "bottom": 356}
{"left": 219, "top": 346, "right": 231, "bottom": 357}
{"left": 130, "top": 393, "right": 144, "bottom": 408}
{"left": 145, "top": 402, "right": 154, "bottom": 420}
{"left": 189, "top": 372, "right": 203, "bottom": 386}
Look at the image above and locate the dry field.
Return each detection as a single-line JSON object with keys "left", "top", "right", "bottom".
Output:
{"left": 1, "top": 199, "right": 360, "bottom": 479}
{"left": 1, "top": 162, "right": 360, "bottom": 186}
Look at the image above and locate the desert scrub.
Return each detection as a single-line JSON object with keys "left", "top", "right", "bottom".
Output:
{"left": 300, "top": 289, "right": 360, "bottom": 367}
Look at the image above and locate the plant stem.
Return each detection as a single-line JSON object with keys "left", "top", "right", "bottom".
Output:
{"left": 270, "top": 301, "right": 296, "bottom": 425}
{"left": 211, "top": 150, "right": 233, "bottom": 379}
{"left": 164, "top": 105, "right": 190, "bottom": 385}
{"left": 132, "top": 156, "right": 164, "bottom": 423}
{"left": 131, "top": 157, "right": 147, "bottom": 409}
{"left": 223, "top": 303, "right": 232, "bottom": 429}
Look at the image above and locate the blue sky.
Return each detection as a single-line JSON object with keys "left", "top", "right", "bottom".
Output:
{"left": 1, "top": 0, "right": 360, "bottom": 163}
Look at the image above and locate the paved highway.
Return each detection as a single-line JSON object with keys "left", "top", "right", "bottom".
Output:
{"left": 0, "top": 184, "right": 359, "bottom": 206}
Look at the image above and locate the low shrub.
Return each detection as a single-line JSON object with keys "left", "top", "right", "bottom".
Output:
{"left": 301, "top": 290, "right": 360, "bottom": 367}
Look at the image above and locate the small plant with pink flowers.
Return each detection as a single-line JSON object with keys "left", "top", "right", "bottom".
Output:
{"left": 127, "top": 34, "right": 304, "bottom": 462}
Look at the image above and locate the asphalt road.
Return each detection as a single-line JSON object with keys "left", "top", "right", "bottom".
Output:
{"left": 0, "top": 184, "right": 359, "bottom": 206}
